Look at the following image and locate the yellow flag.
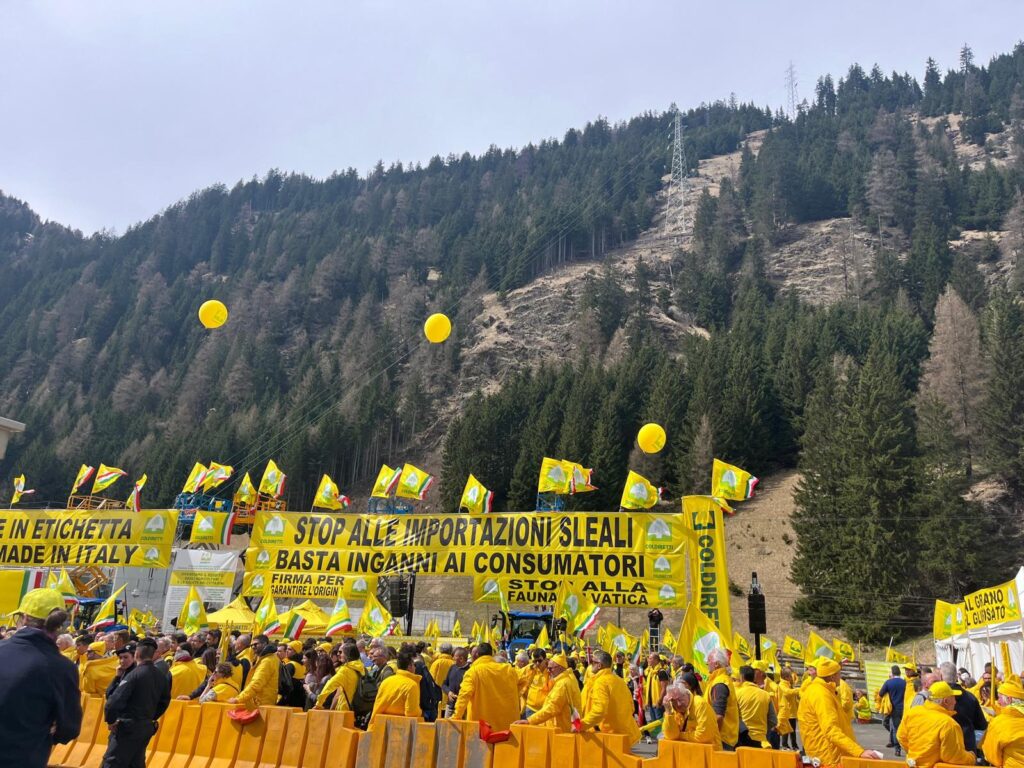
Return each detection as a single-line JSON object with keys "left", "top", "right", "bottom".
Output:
{"left": 678, "top": 603, "right": 730, "bottom": 676}
{"left": 326, "top": 597, "right": 354, "bottom": 636}
{"left": 178, "top": 586, "right": 209, "bottom": 636}
{"left": 602, "top": 622, "right": 637, "bottom": 657}
{"left": 885, "top": 647, "right": 910, "bottom": 664}
{"left": 56, "top": 569, "right": 78, "bottom": 604}
{"left": 460, "top": 474, "right": 495, "bottom": 513}
{"left": 452, "top": 619, "right": 462, "bottom": 638}
{"left": 253, "top": 587, "right": 281, "bottom": 635}
{"left": 190, "top": 510, "right": 235, "bottom": 545}
{"left": 661, "top": 627, "right": 677, "bottom": 653}
{"left": 535, "top": 623, "right": 551, "bottom": 649}
{"left": 620, "top": 470, "right": 661, "bottom": 509}
{"left": 233, "top": 472, "right": 257, "bottom": 506}
{"left": 313, "top": 474, "right": 350, "bottom": 510}
{"left": 11, "top": 474, "right": 33, "bottom": 505}
{"left": 563, "top": 461, "right": 597, "bottom": 493}
{"left": 710, "top": 458, "right": 759, "bottom": 500}
{"left": 182, "top": 462, "right": 208, "bottom": 493}
{"left": 424, "top": 618, "right": 439, "bottom": 641}
{"left": 358, "top": 593, "right": 397, "bottom": 636}
{"left": 733, "top": 632, "right": 752, "bottom": 661}
{"left": 805, "top": 631, "right": 836, "bottom": 664}
{"left": 88, "top": 585, "right": 126, "bottom": 630}
{"left": 395, "top": 463, "right": 434, "bottom": 500}
{"left": 202, "top": 462, "right": 234, "bottom": 492}
{"left": 781, "top": 635, "right": 804, "bottom": 658}
{"left": 760, "top": 637, "right": 779, "bottom": 668}
{"left": 537, "top": 457, "right": 571, "bottom": 494}
{"left": 371, "top": 465, "right": 401, "bottom": 498}
{"left": 71, "top": 464, "right": 95, "bottom": 495}
{"left": 682, "top": 495, "right": 732, "bottom": 639}
{"left": 92, "top": 464, "right": 127, "bottom": 494}
{"left": 259, "top": 460, "right": 286, "bottom": 498}
{"left": 46, "top": 571, "right": 58, "bottom": 589}
{"left": 833, "top": 637, "right": 856, "bottom": 661}
{"left": 125, "top": 474, "right": 147, "bottom": 512}
{"left": 555, "top": 582, "right": 600, "bottom": 635}
{"left": 933, "top": 599, "right": 957, "bottom": 640}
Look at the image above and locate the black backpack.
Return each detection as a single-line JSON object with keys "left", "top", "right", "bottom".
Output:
{"left": 278, "top": 662, "right": 294, "bottom": 700}
{"left": 351, "top": 665, "right": 392, "bottom": 717}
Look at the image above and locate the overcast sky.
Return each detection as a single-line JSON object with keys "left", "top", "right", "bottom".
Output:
{"left": 2, "top": 1, "right": 1022, "bottom": 234}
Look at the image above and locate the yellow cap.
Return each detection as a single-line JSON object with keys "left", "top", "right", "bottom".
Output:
{"left": 89, "top": 641, "right": 106, "bottom": 654}
{"left": 288, "top": 641, "right": 303, "bottom": 654}
{"left": 318, "top": 642, "right": 332, "bottom": 654}
{"left": 999, "top": 681, "right": 1024, "bottom": 700}
{"left": 15, "top": 588, "right": 65, "bottom": 620}
{"left": 550, "top": 653, "right": 569, "bottom": 669}
{"left": 751, "top": 660, "right": 769, "bottom": 672}
{"left": 814, "top": 657, "right": 841, "bottom": 677}
{"left": 928, "top": 681, "right": 962, "bottom": 699}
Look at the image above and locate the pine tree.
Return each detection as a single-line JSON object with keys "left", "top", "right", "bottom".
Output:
{"left": 981, "top": 292, "right": 1024, "bottom": 491}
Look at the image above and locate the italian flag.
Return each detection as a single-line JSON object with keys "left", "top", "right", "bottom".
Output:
{"left": 283, "top": 613, "right": 306, "bottom": 639}
{"left": 327, "top": 615, "right": 354, "bottom": 636}
{"left": 220, "top": 512, "right": 236, "bottom": 545}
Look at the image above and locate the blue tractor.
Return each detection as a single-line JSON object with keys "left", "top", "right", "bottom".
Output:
{"left": 490, "top": 610, "right": 567, "bottom": 654}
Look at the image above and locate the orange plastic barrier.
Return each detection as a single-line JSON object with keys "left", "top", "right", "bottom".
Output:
{"left": 841, "top": 759, "right": 905, "bottom": 768}
{"left": 148, "top": 700, "right": 187, "bottom": 767}
{"left": 80, "top": 718, "right": 109, "bottom": 768}
{"left": 208, "top": 704, "right": 244, "bottom": 768}
{"left": 278, "top": 711, "right": 310, "bottom": 768}
{"left": 255, "top": 706, "right": 292, "bottom": 768}
{"left": 60, "top": 695, "right": 104, "bottom": 768}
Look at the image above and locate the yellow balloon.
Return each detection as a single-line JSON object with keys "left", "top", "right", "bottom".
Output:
{"left": 423, "top": 313, "right": 452, "bottom": 344}
{"left": 198, "top": 300, "right": 229, "bottom": 329}
{"left": 637, "top": 423, "right": 667, "bottom": 454}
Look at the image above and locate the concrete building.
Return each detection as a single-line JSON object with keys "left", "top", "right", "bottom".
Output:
{"left": 0, "top": 417, "right": 25, "bottom": 460}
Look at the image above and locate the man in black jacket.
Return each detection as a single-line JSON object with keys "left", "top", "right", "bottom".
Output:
{"left": 0, "top": 588, "right": 82, "bottom": 768}
{"left": 939, "top": 661, "right": 987, "bottom": 753}
{"left": 101, "top": 638, "right": 170, "bottom": 768}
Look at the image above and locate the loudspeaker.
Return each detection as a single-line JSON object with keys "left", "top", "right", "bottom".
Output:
{"left": 748, "top": 592, "right": 767, "bottom": 635}
{"left": 377, "top": 576, "right": 410, "bottom": 618}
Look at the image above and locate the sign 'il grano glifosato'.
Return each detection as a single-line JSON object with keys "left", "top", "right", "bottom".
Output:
{"left": 246, "top": 510, "right": 687, "bottom": 590}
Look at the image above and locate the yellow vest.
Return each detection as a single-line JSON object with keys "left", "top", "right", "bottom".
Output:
{"left": 707, "top": 668, "right": 740, "bottom": 747}
{"left": 736, "top": 681, "right": 772, "bottom": 743}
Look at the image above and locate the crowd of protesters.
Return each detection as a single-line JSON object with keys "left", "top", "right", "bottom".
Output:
{"left": 5, "top": 587, "right": 1024, "bottom": 768}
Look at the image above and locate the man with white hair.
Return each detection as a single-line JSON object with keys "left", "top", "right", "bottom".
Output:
{"left": 939, "top": 661, "right": 986, "bottom": 754}
{"left": 897, "top": 681, "right": 976, "bottom": 768}
{"left": 663, "top": 683, "right": 721, "bottom": 748}
{"left": 982, "top": 680, "right": 1024, "bottom": 768}
{"left": 706, "top": 647, "right": 740, "bottom": 749}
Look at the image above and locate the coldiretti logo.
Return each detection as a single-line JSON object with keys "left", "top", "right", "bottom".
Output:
{"left": 658, "top": 584, "right": 678, "bottom": 606}
{"left": 645, "top": 517, "right": 673, "bottom": 552}
{"left": 263, "top": 515, "right": 286, "bottom": 537}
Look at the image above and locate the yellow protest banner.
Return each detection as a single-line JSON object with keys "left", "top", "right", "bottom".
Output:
{"left": 241, "top": 571, "right": 378, "bottom": 601}
{"left": 682, "top": 496, "right": 732, "bottom": 639}
{"left": 472, "top": 574, "right": 686, "bottom": 609}
{"left": 964, "top": 580, "right": 1021, "bottom": 629}
{"left": 251, "top": 510, "right": 686, "bottom": 556}
{"left": 0, "top": 509, "right": 177, "bottom": 568}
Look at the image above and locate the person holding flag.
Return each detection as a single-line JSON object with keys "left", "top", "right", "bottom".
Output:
{"left": 514, "top": 651, "right": 583, "bottom": 732}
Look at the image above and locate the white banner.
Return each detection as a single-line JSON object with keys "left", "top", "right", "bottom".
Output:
{"left": 162, "top": 549, "right": 239, "bottom": 631}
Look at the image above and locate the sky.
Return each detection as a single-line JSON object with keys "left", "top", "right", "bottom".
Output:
{"left": 1, "top": 1, "right": 1022, "bottom": 234}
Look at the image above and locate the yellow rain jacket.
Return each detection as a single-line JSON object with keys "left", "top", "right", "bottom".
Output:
{"left": 429, "top": 653, "right": 455, "bottom": 688}
{"left": 735, "top": 680, "right": 773, "bottom": 744}
{"left": 454, "top": 655, "right": 521, "bottom": 731}
{"left": 370, "top": 668, "right": 422, "bottom": 722}
{"left": 707, "top": 667, "right": 740, "bottom": 748}
{"left": 236, "top": 652, "right": 280, "bottom": 711}
{"left": 797, "top": 677, "right": 863, "bottom": 766}
{"left": 317, "top": 660, "right": 365, "bottom": 711}
{"left": 777, "top": 680, "right": 799, "bottom": 733}
{"left": 983, "top": 707, "right": 1024, "bottom": 768}
{"left": 525, "top": 666, "right": 553, "bottom": 712}
{"left": 837, "top": 678, "right": 855, "bottom": 723}
{"left": 169, "top": 659, "right": 206, "bottom": 700}
{"left": 527, "top": 669, "right": 582, "bottom": 733}
{"left": 581, "top": 668, "right": 642, "bottom": 744}
{"left": 897, "top": 700, "right": 975, "bottom": 768}
{"left": 79, "top": 655, "right": 118, "bottom": 695}
{"left": 663, "top": 693, "right": 721, "bottom": 748}
{"left": 643, "top": 662, "right": 666, "bottom": 708}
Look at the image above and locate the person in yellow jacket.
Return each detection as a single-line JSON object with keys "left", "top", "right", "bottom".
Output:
{"left": 199, "top": 663, "right": 241, "bottom": 703}
{"left": 514, "top": 653, "right": 582, "bottom": 733}
{"left": 983, "top": 680, "right": 1024, "bottom": 768}
{"left": 229, "top": 635, "right": 280, "bottom": 711}
{"left": 777, "top": 668, "right": 800, "bottom": 750}
{"left": 643, "top": 651, "right": 669, "bottom": 724}
{"left": 855, "top": 690, "right": 872, "bottom": 723}
{"left": 837, "top": 676, "right": 855, "bottom": 724}
{"left": 523, "top": 649, "right": 553, "bottom": 717}
{"left": 453, "top": 642, "right": 521, "bottom": 731}
{"left": 169, "top": 650, "right": 207, "bottom": 700}
{"left": 430, "top": 643, "right": 456, "bottom": 690}
{"left": 79, "top": 642, "right": 119, "bottom": 696}
{"left": 736, "top": 665, "right": 777, "bottom": 748}
{"left": 316, "top": 644, "right": 365, "bottom": 711}
{"left": 798, "top": 657, "right": 878, "bottom": 766}
{"left": 706, "top": 648, "right": 741, "bottom": 749}
{"left": 580, "top": 651, "right": 641, "bottom": 745}
{"left": 370, "top": 650, "right": 423, "bottom": 723}
{"left": 662, "top": 683, "right": 721, "bottom": 748}
{"left": 897, "top": 681, "right": 975, "bottom": 768}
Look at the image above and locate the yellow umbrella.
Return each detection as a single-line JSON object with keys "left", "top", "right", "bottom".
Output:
{"left": 206, "top": 595, "right": 256, "bottom": 628}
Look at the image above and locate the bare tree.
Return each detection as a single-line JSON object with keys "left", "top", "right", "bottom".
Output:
{"left": 918, "top": 287, "right": 986, "bottom": 474}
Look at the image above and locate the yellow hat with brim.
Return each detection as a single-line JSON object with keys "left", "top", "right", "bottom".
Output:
{"left": 999, "top": 681, "right": 1024, "bottom": 700}
{"left": 550, "top": 653, "right": 569, "bottom": 669}
{"left": 814, "top": 657, "right": 842, "bottom": 677}
{"left": 89, "top": 641, "right": 106, "bottom": 654}
{"left": 928, "top": 681, "right": 961, "bottom": 699}
{"left": 318, "top": 642, "right": 332, "bottom": 653}
{"left": 288, "top": 641, "right": 303, "bottom": 654}
{"left": 751, "top": 660, "right": 769, "bottom": 672}
{"left": 15, "top": 588, "right": 65, "bottom": 620}
{"left": 904, "top": 663, "right": 918, "bottom": 675}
